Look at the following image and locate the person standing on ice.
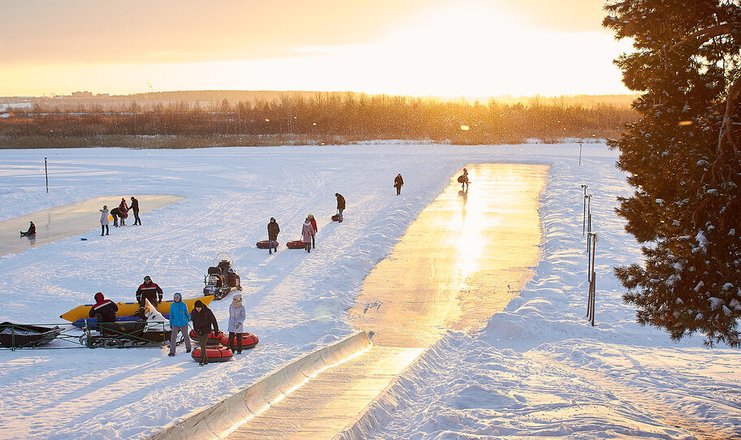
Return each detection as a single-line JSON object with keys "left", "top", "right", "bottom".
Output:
{"left": 301, "top": 217, "right": 314, "bottom": 253}
{"left": 167, "top": 292, "right": 191, "bottom": 357}
{"left": 267, "top": 217, "right": 280, "bottom": 254}
{"left": 129, "top": 196, "right": 141, "bottom": 226}
{"left": 459, "top": 168, "right": 470, "bottom": 191}
{"left": 88, "top": 291, "right": 118, "bottom": 329}
{"left": 118, "top": 198, "right": 129, "bottom": 226}
{"left": 227, "top": 293, "right": 246, "bottom": 354}
{"left": 99, "top": 205, "right": 110, "bottom": 236}
{"left": 335, "top": 193, "right": 346, "bottom": 221}
{"left": 136, "top": 275, "right": 163, "bottom": 310}
{"left": 394, "top": 173, "right": 404, "bottom": 195}
{"left": 308, "top": 214, "right": 318, "bottom": 249}
{"left": 191, "top": 300, "right": 219, "bottom": 366}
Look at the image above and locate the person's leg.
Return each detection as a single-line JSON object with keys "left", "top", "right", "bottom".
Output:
{"left": 101, "top": 225, "right": 104, "bottom": 236}
{"left": 183, "top": 327, "right": 192, "bottom": 352}
{"left": 199, "top": 334, "right": 208, "bottom": 364}
{"left": 169, "top": 326, "right": 178, "bottom": 355}
{"left": 105, "top": 225, "right": 109, "bottom": 235}
{"left": 236, "top": 332, "right": 243, "bottom": 354}
{"left": 312, "top": 235, "right": 315, "bottom": 249}
{"left": 228, "top": 332, "right": 235, "bottom": 351}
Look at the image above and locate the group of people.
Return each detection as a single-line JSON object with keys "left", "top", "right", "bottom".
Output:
{"left": 99, "top": 196, "right": 141, "bottom": 236}
{"left": 168, "top": 293, "right": 246, "bottom": 366}
{"left": 88, "top": 277, "right": 247, "bottom": 366}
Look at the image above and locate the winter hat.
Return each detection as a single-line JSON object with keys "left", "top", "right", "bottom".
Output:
{"left": 194, "top": 300, "right": 204, "bottom": 308}
{"left": 308, "top": 214, "right": 314, "bottom": 219}
{"left": 94, "top": 292, "right": 104, "bottom": 303}
{"left": 173, "top": 292, "right": 182, "bottom": 301}
{"left": 144, "top": 275, "right": 152, "bottom": 281}
{"left": 233, "top": 293, "right": 243, "bottom": 303}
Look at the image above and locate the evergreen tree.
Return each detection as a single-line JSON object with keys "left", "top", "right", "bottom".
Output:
{"left": 604, "top": 1, "right": 740, "bottom": 346}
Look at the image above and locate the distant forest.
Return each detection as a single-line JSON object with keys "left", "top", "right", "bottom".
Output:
{"left": 0, "top": 91, "right": 638, "bottom": 148}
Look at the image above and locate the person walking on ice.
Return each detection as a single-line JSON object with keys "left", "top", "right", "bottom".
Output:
{"left": 129, "top": 196, "right": 141, "bottom": 225}
{"left": 267, "top": 217, "right": 280, "bottom": 254}
{"left": 227, "top": 293, "right": 246, "bottom": 354}
{"left": 394, "top": 173, "right": 404, "bottom": 195}
{"left": 99, "top": 205, "right": 110, "bottom": 236}
{"left": 308, "top": 214, "right": 317, "bottom": 249}
{"left": 458, "top": 168, "right": 470, "bottom": 191}
{"left": 168, "top": 292, "right": 191, "bottom": 357}
{"left": 301, "top": 217, "right": 315, "bottom": 253}
{"left": 335, "top": 193, "right": 346, "bottom": 222}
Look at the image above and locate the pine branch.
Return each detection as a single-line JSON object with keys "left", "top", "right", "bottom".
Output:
{"left": 669, "top": 23, "right": 734, "bottom": 52}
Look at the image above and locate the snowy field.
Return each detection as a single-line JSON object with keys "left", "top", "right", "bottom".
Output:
{"left": 0, "top": 143, "right": 738, "bottom": 439}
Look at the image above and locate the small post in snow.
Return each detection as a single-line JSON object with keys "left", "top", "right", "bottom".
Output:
{"left": 581, "top": 184, "right": 588, "bottom": 235}
{"left": 44, "top": 157, "right": 49, "bottom": 193}
{"left": 578, "top": 142, "right": 583, "bottom": 166}
{"left": 586, "top": 232, "right": 597, "bottom": 326}
{"left": 585, "top": 194, "right": 593, "bottom": 254}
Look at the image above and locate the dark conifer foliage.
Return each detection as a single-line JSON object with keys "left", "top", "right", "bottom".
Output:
{"left": 604, "top": 1, "right": 740, "bottom": 346}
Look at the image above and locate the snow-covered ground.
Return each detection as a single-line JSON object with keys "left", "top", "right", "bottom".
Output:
{"left": 0, "top": 143, "right": 738, "bottom": 439}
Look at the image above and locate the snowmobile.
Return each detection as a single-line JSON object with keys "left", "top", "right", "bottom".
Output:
{"left": 203, "top": 253, "right": 242, "bottom": 300}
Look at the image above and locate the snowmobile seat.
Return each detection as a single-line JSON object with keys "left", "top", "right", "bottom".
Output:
{"left": 208, "top": 267, "right": 222, "bottom": 275}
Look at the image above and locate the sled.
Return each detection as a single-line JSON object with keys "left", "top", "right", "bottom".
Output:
{"left": 219, "top": 332, "right": 259, "bottom": 350}
{"left": 0, "top": 322, "right": 62, "bottom": 348}
{"left": 256, "top": 240, "right": 278, "bottom": 249}
{"left": 79, "top": 299, "right": 172, "bottom": 348}
{"left": 286, "top": 240, "right": 305, "bottom": 249}
{"left": 60, "top": 295, "right": 214, "bottom": 324}
{"left": 191, "top": 345, "right": 233, "bottom": 363}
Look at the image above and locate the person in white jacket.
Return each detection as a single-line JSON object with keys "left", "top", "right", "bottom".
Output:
{"left": 99, "top": 205, "right": 110, "bottom": 236}
{"left": 227, "top": 293, "right": 246, "bottom": 354}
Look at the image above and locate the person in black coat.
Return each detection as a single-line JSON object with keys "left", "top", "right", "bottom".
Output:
{"left": 191, "top": 300, "right": 219, "bottom": 365}
{"left": 129, "top": 196, "right": 141, "bottom": 225}
{"left": 267, "top": 217, "right": 280, "bottom": 254}
{"left": 135, "top": 275, "right": 163, "bottom": 309}
{"left": 335, "top": 193, "right": 346, "bottom": 221}
{"left": 89, "top": 291, "right": 119, "bottom": 333}
{"left": 394, "top": 173, "right": 404, "bottom": 195}
{"left": 20, "top": 221, "right": 36, "bottom": 237}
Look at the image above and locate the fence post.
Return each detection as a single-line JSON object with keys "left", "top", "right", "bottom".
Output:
{"left": 44, "top": 157, "right": 49, "bottom": 193}
{"left": 586, "top": 232, "right": 597, "bottom": 325}
{"left": 585, "top": 194, "right": 592, "bottom": 254}
{"left": 581, "top": 185, "right": 588, "bottom": 236}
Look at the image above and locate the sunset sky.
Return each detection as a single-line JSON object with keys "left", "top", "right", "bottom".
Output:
{"left": 0, "top": 0, "right": 632, "bottom": 98}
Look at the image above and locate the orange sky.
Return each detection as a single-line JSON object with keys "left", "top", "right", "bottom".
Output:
{"left": 0, "top": 0, "right": 632, "bottom": 97}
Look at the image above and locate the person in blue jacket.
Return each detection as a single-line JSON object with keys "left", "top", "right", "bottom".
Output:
{"left": 168, "top": 292, "right": 191, "bottom": 356}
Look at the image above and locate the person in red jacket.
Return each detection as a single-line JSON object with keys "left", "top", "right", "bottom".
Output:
{"left": 135, "top": 275, "right": 163, "bottom": 309}
{"left": 89, "top": 291, "right": 118, "bottom": 333}
{"left": 307, "top": 214, "right": 318, "bottom": 249}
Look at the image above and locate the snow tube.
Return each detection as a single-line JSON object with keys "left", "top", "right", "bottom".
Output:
{"left": 191, "top": 345, "right": 233, "bottom": 363}
{"left": 331, "top": 214, "right": 343, "bottom": 222}
{"left": 256, "top": 240, "right": 278, "bottom": 249}
{"left": 286, "top": 240, "right": 305, "bottom": 249}
{"left": 189, "top": 330, "right": 225, "bottom": 346}
{"left": 219, "top": 332, "right": 260, "bottom": 350}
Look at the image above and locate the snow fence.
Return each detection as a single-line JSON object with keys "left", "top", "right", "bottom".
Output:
{"left": 149, "top": 330, "right": 371, "bottom": 440}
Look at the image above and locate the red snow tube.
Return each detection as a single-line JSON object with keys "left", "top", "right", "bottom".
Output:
{"left": 189, "top": 330, "right": 225, "bottom": 346}
{"left": 286, "top": 240, "right": 305, "bottom": 249}
{"left": 191, "top": 345, "right": 233, "bottom": 363}
{"left": 219, "top": 332, "right": 260, "bottom": 350}
{"left": 256, "top": 240, "right": 278, "bottom": 249}
{"left": 331, "top": 214, "right": 342, "bottom": 222}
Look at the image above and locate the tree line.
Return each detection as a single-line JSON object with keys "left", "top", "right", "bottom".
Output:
{"left": 0, "top": 93, "right": 636, "bottom": 146}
